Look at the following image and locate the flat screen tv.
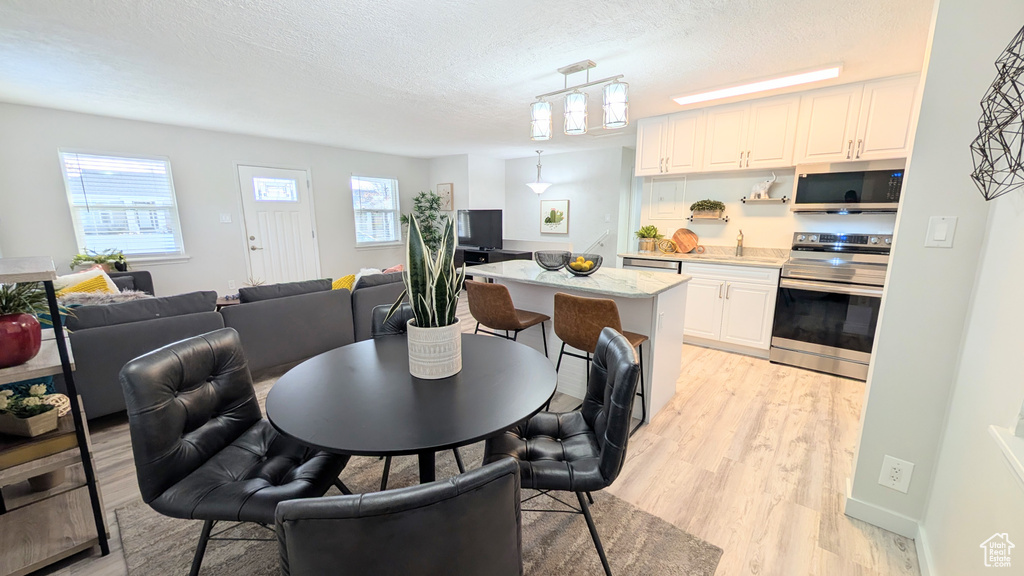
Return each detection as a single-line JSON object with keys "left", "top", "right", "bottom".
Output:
{"left": 457, "top": 209, "right": 503, "bottom": 250}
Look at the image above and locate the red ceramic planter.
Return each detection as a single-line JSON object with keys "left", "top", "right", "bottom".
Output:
{"left": 0, "top": 313, "right": 42, "bottom": 369}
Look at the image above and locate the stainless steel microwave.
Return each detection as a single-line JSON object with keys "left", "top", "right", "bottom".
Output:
{"left": 792, "top": 169, "right": 903, "bottom": 213}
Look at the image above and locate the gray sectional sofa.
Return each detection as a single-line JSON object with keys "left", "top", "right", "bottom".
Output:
{"left": 57, "top": 272, "right": 405, "bottom": 419}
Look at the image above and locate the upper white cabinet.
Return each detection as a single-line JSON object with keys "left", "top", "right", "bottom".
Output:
{"left": 794, "top": 75, "right": 919, "bottom": 164}
{"left": 634, "top": 110, "right": 705, "bottom": 176}
{"left": 701, "top": 95, "right": 800, "bottom": 172}
{"left": 634, "top": 74, "right": 919, "bottom": 177}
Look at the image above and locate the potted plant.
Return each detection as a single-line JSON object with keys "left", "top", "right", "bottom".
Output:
{"left": 69, "top": 249, "right": 128, "bottom": 272}
{"left": 0, "top": 386, "right": 58, "bottom": 437}
{"left": 690, "top": 199, "right": 727, "bottom": 219}
{"left": 0, "top": 283, "right": 47, "bottom": 369}
{"left": 386, "top": 214, "right": 466, "bottom": 379}
{"left": 635, "top": 225, "right": 663, "bottom": 252}
{"left": 400, "top": 191, "right": 444, "bottom": 252}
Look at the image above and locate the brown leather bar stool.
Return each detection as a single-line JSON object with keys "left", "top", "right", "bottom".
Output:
{"left": 553, "top": 292, "right": 648, "bottom": 435}
{"left": 465, "top": 280, "right": 550, "bottom": 356}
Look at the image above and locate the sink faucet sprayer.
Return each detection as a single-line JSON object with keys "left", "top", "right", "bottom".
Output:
{"left": 736, "top": 229, "right": 744, "bottom": 257}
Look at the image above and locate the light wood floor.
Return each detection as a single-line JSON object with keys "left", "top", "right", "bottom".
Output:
{"left": 34, "top": 309, "right": 920, "bottom": 575}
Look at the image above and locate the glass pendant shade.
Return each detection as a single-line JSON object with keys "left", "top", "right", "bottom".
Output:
{"left": 603, "top": 81, "right": 629, "bottom": 129}
{"left": 527, "top": 182, "right": 552, "bottom": 194}
{"left": 564, "top": 91, "right": 588, "bottom": 135}
{"left": 530, "top": 101, "right": 552, "bottom": 141}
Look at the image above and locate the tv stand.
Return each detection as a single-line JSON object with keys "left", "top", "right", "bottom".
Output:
{"left": 455, "top": 247, "right": 531, "bottom": 267}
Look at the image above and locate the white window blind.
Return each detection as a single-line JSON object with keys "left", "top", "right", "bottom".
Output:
{"left": 351, "top": 176, "right": 401, "bottom": 246}
{"left": 59, "top": 151, "right": 186, "bottom": 258}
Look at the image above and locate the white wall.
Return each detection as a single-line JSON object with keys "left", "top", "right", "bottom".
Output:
{"left": 0, "top": 102, "right": 429, "bottom": 296}
{"left": 504, "top": 147, "right": 633, "bottom": 263}
{"left": 467, "top": 155, "right": 505, "bottom": 210}
{"left": 428, "top": 154, "right": 470, "bottom": 214}
{"left": 848, "top": 0, "right": 1021, "bottom": 540}
{"left": 637, "top": 168, "right": 897, "bottom": 250}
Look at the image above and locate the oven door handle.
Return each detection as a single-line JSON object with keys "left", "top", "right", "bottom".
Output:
{"left": 780, "top": 278, "right": 883, "bottom": 298}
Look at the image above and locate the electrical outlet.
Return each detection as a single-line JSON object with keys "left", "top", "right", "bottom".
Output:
{"left": 227, "top": 280, "right": 236, "bottom": 290}
{"left": 878, "top": 455, "right": 914, "bottom": 493}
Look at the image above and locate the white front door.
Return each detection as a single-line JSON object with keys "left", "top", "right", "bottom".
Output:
{"left": 237, "top": 165, "right": 320, "bottom": 285}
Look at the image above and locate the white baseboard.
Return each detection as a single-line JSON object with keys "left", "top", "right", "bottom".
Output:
{"left": 683, "top": 336, "right": 770, "bottom": 359}
{"left": 915, "top": 524, "right": 935, "bottom": 576}
{"left": 843, "top": 478, "right": 919, "bottom": 538}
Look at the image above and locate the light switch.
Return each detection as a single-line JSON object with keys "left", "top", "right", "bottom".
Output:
{"left": 924, "top": 216, "right": 957, "bottom": 248}
{"left": 219, "top": 213, "right": 232, "bottom": 223}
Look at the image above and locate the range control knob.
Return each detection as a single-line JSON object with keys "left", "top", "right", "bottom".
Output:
{"left": 809, "top": 235, "right": 818, "bottom": 242}
{"left": 798, "top": 234, "right": 807, "bottom": 242}
{"left": 884, "top": 237, "right": 892, "bottom": 245}
{"left": 870, "top": 237, "right": 880, "bottom": 244}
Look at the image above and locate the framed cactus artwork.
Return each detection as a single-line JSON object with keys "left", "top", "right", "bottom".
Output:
{"left": 540, "top": 199, "right": 569, "bottom": 234}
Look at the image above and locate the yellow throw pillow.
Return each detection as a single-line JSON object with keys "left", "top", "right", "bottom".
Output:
{"left": 57, "top": 274, "right": 116, "bottom": 296}
{"left": 332, "top": 275, "right": 356, "bottom": 291}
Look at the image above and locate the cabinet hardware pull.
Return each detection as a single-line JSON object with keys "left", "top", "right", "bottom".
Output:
{"left": 726, "top": 283, "right": 731, "bottom": 299}
{"left": 846, "top": 140, "right": 853, "bottom": 159}
{"left": 856, "top": 139, "right": 864, "bottom": 158}
{"left": 746, "top": 150, "right": 751, "bottom": 167}
{"left": 719, "top": 284, "right": 723, "bottom": 299}
{"left": 739, "top": 151, "right": 744, "bottom": 167}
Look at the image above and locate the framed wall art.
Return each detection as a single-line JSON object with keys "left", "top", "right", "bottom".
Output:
{"left": 540, "top": 199, "right": 569, "bottom": 234}
{"left": 436, "top": 183, "right": 453, "bottom": 211}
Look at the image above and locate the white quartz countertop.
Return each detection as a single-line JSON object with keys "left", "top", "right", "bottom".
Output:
{"left": 618, "top": 251, "right": 788, "bottom": 269}
{"left": 465, "top": 260, "right": 690, "bottom": 299}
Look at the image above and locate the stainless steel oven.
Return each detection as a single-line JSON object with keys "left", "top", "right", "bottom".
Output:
{"left": 770, "top": 233, "right": 891, "bottom": 380}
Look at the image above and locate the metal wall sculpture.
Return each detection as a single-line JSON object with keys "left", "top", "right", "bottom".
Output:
{"left": 971, "top": 24, "right": 1024, "bottom": 201}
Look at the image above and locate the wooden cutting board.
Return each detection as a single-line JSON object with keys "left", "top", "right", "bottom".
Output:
{"left": 672, "top": 228, "right": 700, "bottom": 253}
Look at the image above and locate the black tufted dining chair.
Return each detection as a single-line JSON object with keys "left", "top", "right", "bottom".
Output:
{"left": 483, "top": 327, "right": 641, "bottom": 576}
{"left": 119, "top": 328, "right": 350, "bottom": 576}
{"left": 370, "top": 303, "right": 467, "bottom": 489}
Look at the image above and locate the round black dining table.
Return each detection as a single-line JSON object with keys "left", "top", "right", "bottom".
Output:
{"left": 265, "top": 334, "right": 558, "bottom": 484}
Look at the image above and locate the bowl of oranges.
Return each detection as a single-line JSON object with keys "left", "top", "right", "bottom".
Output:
{"left": 566, "top": 254, "right": 602, "bottom": 276}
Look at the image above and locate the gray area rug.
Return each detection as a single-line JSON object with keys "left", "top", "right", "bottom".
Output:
{"left": 118, "top": 443, "right": 722, "bottom": 575}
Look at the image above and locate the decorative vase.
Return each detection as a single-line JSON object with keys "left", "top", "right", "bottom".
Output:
{"left": 0, "top": 313, "right": 42, "bottom": 369}
{"left": 638, "top": 238, "right": 656, "bottom": 252}
{"left": 0, "top": 408, "right": 58, "bottom": 437}
{"left": 406, "top": 318, "right": 463, "bottom": 379}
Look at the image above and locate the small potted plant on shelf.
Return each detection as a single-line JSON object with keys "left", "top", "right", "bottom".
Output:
{"left": 0, "top": 386, "right": 58, "bottom": 437}
{"left": 635, "top": 225, "right": 663, "bottom": 252}
{"left": 385, "top": 214, "right": 466, "bottom": 379}
{"left": 69, "top": 249, "right": 129, "bottom": 272}
{"left": 0, "top": 283, "right": 47, "bottom": 369}
{"left": 690, "top": 199, "right": 727, "bottom": 219}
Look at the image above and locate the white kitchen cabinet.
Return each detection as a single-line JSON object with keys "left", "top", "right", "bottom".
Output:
{"left": 719, "top": 281, "right": 776, "bottom": 349}
{"left": 682, "top": 277, "right": 725, "bottom": 340}
{"left": 635, "top": 111, "right": 705, "bottom": 176}
{"left": 702, "top": 95, "right": 799, "bottom": 171}
{"left": 794, "top": 75, "right": 918, "bottom": 164}
{"left": 680, "top": 263, "right": 780, "bottom": 353}
{"left": 854, "top": 76, "right": 919, "bottom": 161}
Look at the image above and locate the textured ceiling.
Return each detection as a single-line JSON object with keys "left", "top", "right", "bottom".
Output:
{"left": 0, "top": 0, "right": 936, "bottom": 159}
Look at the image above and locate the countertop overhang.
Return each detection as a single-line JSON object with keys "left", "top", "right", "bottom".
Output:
{"left": 465, "top": 260, "right": 690, "bottom": 298}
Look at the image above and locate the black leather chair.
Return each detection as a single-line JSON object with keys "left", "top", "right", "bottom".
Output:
{"left": 371, "top": 303, "right": 466, "bottom": 490}
{"left": 119, "top": 328, "right": 350, "bottom": 576}
{"left": 276, "top": 458, "right": 523, "bottom": 576}
{"left": 483, "top": 327, "right": 640, "bottom": 576}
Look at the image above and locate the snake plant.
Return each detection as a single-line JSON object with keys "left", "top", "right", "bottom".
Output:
{"left": 386, "top": 213, "right": 466, "bottom": 328}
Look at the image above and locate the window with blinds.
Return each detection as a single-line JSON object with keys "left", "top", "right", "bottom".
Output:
{"left": 351, "top": 176, "right": 401, "bottom": 246}
{"left": 59, "top": 151, "right": 186, "bottom": 258}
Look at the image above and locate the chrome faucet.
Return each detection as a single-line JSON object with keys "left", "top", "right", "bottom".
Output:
{"left": 736, "top": 229, "right": 744, "bottom": 257}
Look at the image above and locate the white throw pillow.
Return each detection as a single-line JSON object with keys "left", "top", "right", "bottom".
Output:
{"left": 53, "top": 268, "right": 119, "bottom": 293}
{"left": 354, "top": 268, "right": 383, "bottom": 287}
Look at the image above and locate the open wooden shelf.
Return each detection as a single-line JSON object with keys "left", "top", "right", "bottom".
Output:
{"left": 2, "top": 462, "right": 85, "bottom": 512}
{"left": 0, "top": 257, "right": 57, "bottom": 284}
{"left": 687, "top": 216, "right": 730, "bottom": 223}
{"left": 0, "top": 413, "right": 79, "bottom": 472}
{"left": 0, "top": 339, "right": 75, "bottom": 385}
{"left": 0, "top": 485, "right": 102, "bottom": 576}
{"left": 741, "top": 196, "right": 789, "bottom": 204}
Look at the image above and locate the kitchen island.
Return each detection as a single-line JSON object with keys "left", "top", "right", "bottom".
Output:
{"left": 465, "top": 260, "right": 690, "bottom": 425}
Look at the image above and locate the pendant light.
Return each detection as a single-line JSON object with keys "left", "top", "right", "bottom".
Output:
{"left": 603, "top": 80, "right": 629, "bottom": 129}
{"left": 530, "top": 100, "right": 552, "bottom": 141}
{"left": 564, "top": 91, "right": 588, "bottom": 135}
{"left": 526, "top": 150, "right": 551, "bottom": 195}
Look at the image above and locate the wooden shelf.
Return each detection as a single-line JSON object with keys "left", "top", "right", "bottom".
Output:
{"left": 0, "top": 486, "right": 102, "bottom": 576}
{"left": 741, "top": 196, "right": 789, "bottom": 204}
{"left": 0, "top": 413, "right": 79, "bottom": 472}
{"left": 687, "top": 216, "right": 730, "bottom": 223}
{"left": 0, "top": 339, "right": 75, "bottom": 385}
{"left": 0, "top": 257, "right": 57, "bottom": 284}
{"left": 2, "top": 462, "right": 85, "bottom": 512}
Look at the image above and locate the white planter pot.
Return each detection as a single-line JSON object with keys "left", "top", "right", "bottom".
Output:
{"left": 406, "top": 317, "right": 463, "bottom": 379}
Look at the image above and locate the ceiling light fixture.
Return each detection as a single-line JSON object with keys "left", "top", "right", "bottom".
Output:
{"left": 672, "top": 65, "right": 842, "bottom": 106}
{"left": 531, "top": 60, "right": 628, "bottom": 139}
{"left": 526, "top": 150, "right": 551, "bottom": 195}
